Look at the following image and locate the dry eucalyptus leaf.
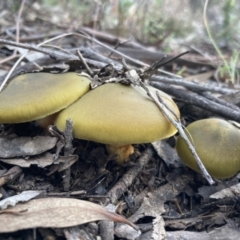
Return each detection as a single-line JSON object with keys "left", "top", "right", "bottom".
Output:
{"left": 166, "top": 223, "right": 240, "bottom": 240}
{"left": 210, "top": 183, "right": 240, "bottom": 199}
{"left": 129, "top": 174, "right": 190, "bottom": 223}
{"left": 0, "top": 190, "right": 42, "bottom": 210}
{"left": 0, "top": 166, "right": 22, "bottom": 187}
{"left": 151, "top": 140, "right": 183, "bottom": 168}
{"left": 198, "top": 180, "right": 238, "bottom": 200}
{"left": 115, "top": 223, "right": 141, "bottom": 240}
{"left": 0, "top": 197, "right": 136, "bottom": 233}
{"left": 165, "top": 216, "right": 203, "bottom": 230}
{"left": 64, "top": 226, "right": 92, "bottom": 240}
{"left": 152, "top": 216, "right": 166, "bottom": 240}
{"left": 55, "top": 155, "right": 79, "bottom": 172}
{"left": 0, "top": 152, "right": 55, "bottom": 168}
{"left": 0, "top": 153, "right": 78, "bottom": 171}
{"left": 46, "top": 155, "right": 79, "bottom": 176}
{"left": 0, "top": 136, "right": 58, "bottom": 158}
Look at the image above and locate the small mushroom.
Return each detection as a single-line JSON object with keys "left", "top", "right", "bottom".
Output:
{"left": 55, "top": 83, "right": 180, "bottom": 163}
{"left": 0, "top": 72, "right": 91, "bottom": 125}
{"left": 176, "top": 118, "right": 240, "bottom": 178}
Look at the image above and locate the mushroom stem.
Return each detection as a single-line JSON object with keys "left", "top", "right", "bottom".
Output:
{"left": 106, "top": 144, "right": 134, "bottom": 164}
{"left": 36, "top": 113, "right": 59, "bottom": 128}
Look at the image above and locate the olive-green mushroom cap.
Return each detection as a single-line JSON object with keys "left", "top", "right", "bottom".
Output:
{"left": 0, "top": 72, "right": 91, "bottom": 123}
{"left": 55, "top": 83, "right": 180, "bottom": 145}
{"left": 176, "top": 118, "right": 240, "bottom": 178}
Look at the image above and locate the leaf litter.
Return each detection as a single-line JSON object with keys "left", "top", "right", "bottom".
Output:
{"left": 0, "top": 136, "right": 57, "bottom": 158}
{"left": 0, "top": 197, "right": 137, "bottom": 233}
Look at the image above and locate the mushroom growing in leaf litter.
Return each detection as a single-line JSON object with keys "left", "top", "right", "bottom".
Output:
{"left": 55, "top": 83, "right": 180, "bottom": 163}
{"left": 0, "top": 72, "right": 91, "bottom": 126}
{"left": 176, "top": 118, "right": 240, "bottom": 178}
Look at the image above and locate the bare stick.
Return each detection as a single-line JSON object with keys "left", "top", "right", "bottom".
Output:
{"left": 108, "top": 37, "right": 133, "bottom": 57}
{"left": 62, "top": 119, "right": 74, "bottom": 192}
{"left": 76, "top": 49, "right": 94, "bottom": 76}
{"left": 1, "top": 37, "right": 235, "bottom": 96}
{"left": 0, "top": 0, "right": 25, "bottom": 65}
{"left": 79, "top": 31, "right": 182, "bottom": 78}
{"left": 0, "top": 30, "right": 181, "bottom": 92}
{"left": 139, "top": 82, "right": 215, "bottom": 185}
{"left": 107, "top": 146, "right": 154, "bottom": 203}
{"left": 15, "top": 0, "right": 26, "bottom": 44}
{"left": 150, "top": 81, "right": 240, "bottom": 122}
{"left": 150, "top": 76, "right": 237, "bottom": 95}
{"left": 0, "top": 32, "right": 77, "bottom": 92}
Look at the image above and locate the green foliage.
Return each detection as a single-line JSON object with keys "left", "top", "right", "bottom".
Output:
{"left": 118, "top": 0, "right": 133, "bottom": 13}
{"left": 40, "top": 0, "right": 239, "bottom": 71}
{"left": 203, "top": 0, "right": 239, "bottom": 83}
{"left": 217, "top": 50, "right": 239, "bottom": 83}
{"left": 220, "top": 0, "right": 238, "bottom": 44}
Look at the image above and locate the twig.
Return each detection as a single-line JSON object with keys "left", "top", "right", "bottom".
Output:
{"left": 76, "top": 47, "right": 122, "bottom": 69}
{"left": 0, "top": 57, "right": 61, "bottom": 85}
{"left": 0, "top": 39, "right": 77, "bottom": 62}
{"left": 76, "top": 49, "right": 94, "bottom": 76}
{"left": 81, "top": 26, "right": 149, "bottom": 49}
{"left": 15, "top": 0, "right": 25, "bottom": 44}
{"left": 1, "top": 0, "right": 25, "bottom": 65}
{"left": 150, "top": 81, "right": 240, "bottom": 122}
{"left": 0, "top": 32, "right": 184, "bottom": 93}
{"left": 79, "top": 31, "right": 182, "bottom": 79}
{"left": 150, "top": 76, "right": 237, "bottom": 95}
{"left": 90, "top": 0, "right": 101, "bottom": 49}
{"left": 0, "top": 32, "right": 79, "bottom": 92}
{"left": 201, "top": 92, "right": 239, "bottom": 111}
{"left": 19, "top": 31, "right": 63, "bottom": 42}
{"left": 181, "top": 44, "right": 216, "bottom": 68}
{"left": 0, "top": 34, "right": 124, "bottom": 90}
{"left": 108, "top": 37, "right": 133, "bottom": 57}
{"left": 139, "top": 82, "right": 215, "bottom": 185}
{"left": 62, "top": 119, "right": 75, "bottom": 192}
{"left": 0, "top": 54, "right": 21, "bottom": 65}
{"left": 143, "top": 51, "right": 189, "bottom": 79}
{"left": 43, "top": 44, "right": 74, "bottom": 55}
{"left": 107, "top": 147, "right": 154, "bottom": 203}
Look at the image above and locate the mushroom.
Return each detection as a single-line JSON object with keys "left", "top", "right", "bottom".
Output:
{"left": 55, "top": 83, "right": 180, "bottom": 163}
{"left": 0, "top": 72, "right": 91, "bottom": 125}
{"left": 176, "top": 118, "right": 240, "bottom": 178}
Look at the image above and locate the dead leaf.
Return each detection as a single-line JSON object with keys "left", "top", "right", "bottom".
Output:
{"left": 0, "top": 197, "right": 136, "bottom": 233}
{"left": 210, "top": 183, "right": 240, "bottom": 199}
{"left": 0, "top": 136, "right": 58, "bottom": 158}
{"left": 0, "top": 152, "right": 55, "bottom": 168}
{"left": 166, "top": 221, "right": 240, "bottom": 240}
{"left": 128, "top": 174, "right": 191, "bottom": 223}
{"left": 63, "top": 226, "right": 92, "bottom": 240}
{"left": 151, "top": 140, "right": 183, "bottom": 168}
{"left": 165, "top": 216, "right": 203, "bottom": 230}
{"left": 152, "top": 216, "right": 166, "bottom": 240}
{"left": 0, "top": 152, "right": 78, "bottom": 170}
{"left": 0, "top": 190, "right": 42, "bottom": 210}
{"left": 55, "top": 155, "right": 79, "bottom": 172}
{"left": 0, "top": 166, "right": 22, "bottom": 187}
{"left": 198, "top": 180, "right": 238, "bottom": 200}
{"left": 115, "top": 223, "right": 141, "bottom": 240}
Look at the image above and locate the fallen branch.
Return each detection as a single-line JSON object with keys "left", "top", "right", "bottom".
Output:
{"left": 150, "top": 81, "right": 240, "bottom": 122}
{"left": 150, "top": 76, "right": 237, "bottom": 95}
